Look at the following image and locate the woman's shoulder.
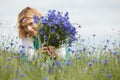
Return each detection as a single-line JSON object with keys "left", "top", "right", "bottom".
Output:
{"left": 21, "top": 37, "right": 34, "bottom": 47}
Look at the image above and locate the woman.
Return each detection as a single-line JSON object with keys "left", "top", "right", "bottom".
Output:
{"left": 17, "top": 7, "right": 70, "bottom": 61}
{"left": 18, "top": 7, "right": 58, "bottom": 60}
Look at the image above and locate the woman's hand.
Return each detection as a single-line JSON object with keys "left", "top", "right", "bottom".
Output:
{"left": 38, "top": 46, "right": 58, "bottom": 58}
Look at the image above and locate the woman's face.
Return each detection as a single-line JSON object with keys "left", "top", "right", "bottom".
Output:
{"left": 21, "top": 18, "right": 38, "bottom": 37}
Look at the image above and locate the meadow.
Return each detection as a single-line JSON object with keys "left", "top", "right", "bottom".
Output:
{"left": 0, "top": 25, "right": 120, "bottom": 80}
{"left": 0, "top": 38, "right": 120, "bottom": 80}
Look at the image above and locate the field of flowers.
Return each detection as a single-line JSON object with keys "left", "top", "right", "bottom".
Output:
{"left": 0, "top": 22, "right": 120, "bottom": 80}
{"left": 0, "top": 34, "right": 120, "bottom": 80}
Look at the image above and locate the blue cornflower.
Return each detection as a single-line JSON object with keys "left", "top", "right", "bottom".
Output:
{"left": 91, "top": 59, "right": 97, "bottom": 63}
{"left": 106, "top": 39, "right": 110, "bottom": 43}
{"left": 93, "top": 34, "right": 96, "bottom": 37}
{"left": 18, "top": 74, "right": 24, "bottom": 77}
{"left": 40, "top": 16, "right": 48, "bottom": 25}
{"left": 103, "top": 59, "right": 108, "bottom": 65}
{"left": 20, "top": 50, "right": 26, "bottom": 54}
{"left": 105, "top": 74, "right": 112, "bottom": 79}
{"left": 50, "top": 28, "right": 55, "bottom": 33}
{"left": 9, "top": 42, "right": 14, "bottom": 47}
{"left": 44, "top": 76, "right": 48, "bottom": 80}
{"left": 112, "top": 51, "right": 118, "bottom": 56}
{"left": 65, "top": 60, "right": 72, "bottom": 66}
{"left": 88, "top": 62, "right": 93, "bottom": 67}
{"left": 51, "top": 39, "right": 56, "bottom": 43}
{"left": 39, "top": 28, "right": 45, "bottom": 35}
{"left": 33, "top": 15, "right": 39, "bottom": 24}
{"left": 44, "top": 35, "right": 48, "bottom": 40}
{"left": 5, "top": 46, "right": 9, "bottom": 50}
{"left": 4, "top": 65, "right": 10, "bottom": 69}
{"left": 47, "top": 68, "right": 53, "bottom": 73}
{"left": 54, "top": 61, "right": 61, "bottom": 68}
{"left": 64, "top": 11, "right": 69, "bottom": 20}
{"left": 19, "top": 45, "right": 25, "bottom": 49}
{"left": 7, "top": 57, "right": 12, "bottom": 61}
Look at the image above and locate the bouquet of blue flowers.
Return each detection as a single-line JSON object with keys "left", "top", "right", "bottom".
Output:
{"left": 34, "top": 10, "right": 77, "bottom": 48}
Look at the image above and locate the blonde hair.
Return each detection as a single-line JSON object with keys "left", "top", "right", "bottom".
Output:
{"left": 18, "top": 7, "right": 41, "bottom": 38}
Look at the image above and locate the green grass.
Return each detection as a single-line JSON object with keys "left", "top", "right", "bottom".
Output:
{"left": 0, "top": 47, "right": 120, "bottom": 80}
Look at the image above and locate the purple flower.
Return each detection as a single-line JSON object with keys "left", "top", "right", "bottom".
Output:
{"left": 36, "top": 9, "right": 77, "bottom": 48}
{"left": 50, "top": 28, "right": 55, "bottom": 33}
{"left": 5, "top": 46, "right": 9, "bottom": 50}
{"left": 112, "top": 51, "right": 118, "bottom": 56}
{"left": 39, "top": 28, "right": 45, "bottom": 35}
{"left": 88, "top": 62, "right": 93, "bottom": 67}
{"left": 19, "top": 45, "right": 25, "bottom": 49}
{"left": 103, "top": 59, "right": 108, "bottom": 65}
{"left": 65, "top": 60, "right": 72, "bottom": 66}
{"left": 4, "top": 65, "right": 10, "bottom": 69}
{"left": 93, "top": 34, "right": 96, "bottom": 37}
{"left": 7, "top": 57, "right": 12, "bottom": 61}
{"left": 9, "top": 42, "right": 14, "bottom": 46}
{"left": 44, "top": 76, "right": 48, "bottom": 80}
{"left": 44, "top": 35, "right": 48, "bottom": 40}
{"left": 18, "top": 74, "right": 24, "bottom": 77}
{"left": 53, "top": 61, "right": 61, "bottom": 68}
{"left": 105, "top": 74, "right": 112, "bottom": 79}
{"left": 47, "top": 68, "right": 53, "bottom": 73}
{"left": 33, "top": 15, "right": 39, "bottom": 24}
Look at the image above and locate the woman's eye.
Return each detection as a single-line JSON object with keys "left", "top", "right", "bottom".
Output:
{"left": 29, "top": 22, "right": 34, "bottom": 26}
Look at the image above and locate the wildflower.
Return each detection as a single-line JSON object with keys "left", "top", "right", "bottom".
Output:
{"left": 5, "top": 46, "right": 9, "bottom": 50}
{"left": 50, "top": 28, "right": 55, "bottom": 33}
{"left": 88, "top": 51, "right": 92, "bottom": 55}
{"left": 103, "top": 59, "right": 108, "bottom": 65}
{"left": 47, "top": 68, "right": 53, "bottom": 73}
{"left": 106, "top": 40, "right": 110, "bottom": 43}
{"left": 18, "top": 74, "right": 24, "bottom": 77}
{"left": 4, "top": 65, "right": 10, "bottom": 69}
{"left": 53, "top": 61, "right": 62, "bottom": 68}
{"left": 112, "top": 51, "right": 118, "bottom": 56}
{"left": 65, "top": 60, "right": 72, "bottom": 66}
{"left": 83, "top": 48, "right": 86, "bottom": 52}
{"left": 93, "top": 34, "right": 96, "bottom": 37}
{"left": 44, "top": 76, "right": 48, "bottom": 80}
{"left": 44, "top": 35, "right": 48, "bottom": 41}
{"left": 91, "top": 59, "right": 96, "bottom": 63}
{"left": 7, "top": 57, "right": 12, "bottom": 61}
{"left": 19, "top": 45, "right": 25, "bottom": 49}
{"left": 35, "top": 9, "right": 77, "bottom": 48}
{"left": 9, "top": 42, "right": 14, "bottom": 47}
{"left": 33, "top": 15, "right": 39, "bottom": 24}
{"left": 78, "top": 24, "right": 81, "bottom": 28}
{"left": 88, "top": 62, "right": 93, "bottom": 67}
{"left": 39, "top": 28, "right": 45, "bottom": 35}
{"left": 105, "top": 74, "right": 112, "bottom": 79}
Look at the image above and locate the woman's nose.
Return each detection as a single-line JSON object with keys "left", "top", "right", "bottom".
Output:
{"left": 27, "top": 25, "right": 33, "bottom": 31}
